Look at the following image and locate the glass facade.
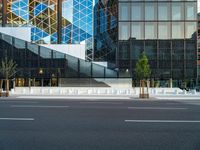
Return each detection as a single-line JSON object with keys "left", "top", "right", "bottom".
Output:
{"left": 198, "top": 13, "right": 200, "bottom": 84}
{"left": 0, "top": 32, "right": 118, "bottom": 86}
{"left": 118, "top": 0, "right": 197, "bottom": 82}
{"left": 61, "top": 0, "right": 93, "bottom": 44}
{"left": 0, "top": 0, "right": 198, "bottom": 85}
{"left": 2, "top": 0, "right": 93, "bottom": 45}
{"left": 93, "top": 0, "right": 118, "bottom": 66}
{"left": 0, "top": 0, "right": 2, "bottom": 26}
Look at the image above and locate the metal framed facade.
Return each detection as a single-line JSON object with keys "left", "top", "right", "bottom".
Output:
{"left": 93, "top": 0, "right": 118, "bottom": 67}
{"left": 198, "top": 12, "right": 200, "bottom": 84}
{"left": 0, "top": 0, "right": 93, "bottom": 45}
{"left": 0, "top": 32, "right": 118, "bottom": 86}
{"left": 117, "top": 0, "right": 197, "bottom": 86}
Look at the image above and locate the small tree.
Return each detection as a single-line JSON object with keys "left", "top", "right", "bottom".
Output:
{"left": 135, "top": 53, "right": 151, "bottom": 98}
{"left": 0, "top": 58, "right": 17, "bottom": 96}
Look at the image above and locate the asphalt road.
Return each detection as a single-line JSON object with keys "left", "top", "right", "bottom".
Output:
{"left": 0, "top": 98, "right": 200, "bottom": 150}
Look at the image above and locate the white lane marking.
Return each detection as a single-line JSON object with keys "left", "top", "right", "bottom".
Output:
{"left": 128, "top": 107, "right": 187, "bottom": 110}
{"left": 156, "top": 97, "right": 200, "bottom": 100}
{"left": 125, "top": 120, "right": 200, "bottom": 123}
{"left": 16, "top": 96, "right": 130, "bottom": 100}
{"left": 80, "top": 102, "right": 123, "bottom": 104}
{"left": 10, "top": 105, "right": 70, "bottom": 108}
{"left": 0, "top": 101, "right": 38, "bottom": 104}
{"left": 0, "top": 118, "right": 34, "bottom": 121}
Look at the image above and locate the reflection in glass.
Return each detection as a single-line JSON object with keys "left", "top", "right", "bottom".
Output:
{"left": 172, "top": 22, "right": 184, "bottom": 39}
{"left": 119, "top": 22, "right": 130, "bottom": 40}
{"left": 119, "top": 3, "right": 130, "bottom": 21}
{"left": 145, "top": 22, "right": 157, "bottom": 39}
{"left": 172, "top": 3, "right": 184, "bottom": 20}
{"left": 131, "top": 22, "right": 144, "bottom": 40}
{"left": 145, "top": 3, "right": 157, "bottom": 20}
{"left": 185, "top": 22, "right": 196, "bottom": 39}
{"left": 0, "top": 0, "right": 2, "bottom": 26}
{"left": 158, "top": 22, "right": 171, "bottom": 39}
{"left": 185, "top": 3, "right": 196, "bottom": 20}
{"left": 131, "top": 3, "right": 143, "bottom": 20}
{"left": 158, "top": 3, "right": 170, "bottom": 20}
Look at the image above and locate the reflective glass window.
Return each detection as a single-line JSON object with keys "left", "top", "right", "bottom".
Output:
{"left": 172, "top": 3, "right": 184, "bottom": 20}
{"left": 119, "top": 22, "right": 130, "bottom": 40}
{"left": 185, "top": 22, "right": 197, "bottom": 39}
{"left": 145, "top": 22, "right": 157, "bottom": 39}
{"left": 172, "top": 22, "right": 184, "bottom": 39}
{"left": 131, "top": 22, "right": 144, "bottom": 40}
{"left": 145, "top": 3, "right": 157, "bottom": 20}
{"left": 158, "top": 22, "right": 171, "bottom": 39}
{"left": 131, "top": 3, "right": 143, "bottom": 20}
{"left": 119, "top": 3, "right": 130, "bottom": 21}
{"left": 0, "top": 0, "right": 2, "bottom": 26}
{"left": 158, "top": 3, "right": 170, "bottom": 20}
{"left": 185, "top": 2, "right": 197, "bottom": 20}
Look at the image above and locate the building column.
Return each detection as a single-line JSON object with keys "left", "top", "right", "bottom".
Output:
{"left": 57, "top": 0, "right": 62, "bottom": 44}
{"left": 2, "top": 0, "right": 7, "bottom": 27}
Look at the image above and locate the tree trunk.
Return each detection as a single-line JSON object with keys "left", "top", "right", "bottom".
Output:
{"left": 6, "top": 79, "right": 9, "bottom": 97}
{"left": 0, "top": 79, "right": 2, "bottom": 90}
{"left": 139, "top": 79, "right": 149, "bottom": 99}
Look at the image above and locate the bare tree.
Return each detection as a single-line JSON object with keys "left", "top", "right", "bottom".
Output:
{"left": 0, "top": 57, "right": 17, "bottom": 97}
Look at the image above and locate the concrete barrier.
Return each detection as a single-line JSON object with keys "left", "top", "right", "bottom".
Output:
{"left": 10, "top": 87, "right": 200, "bottom": 96}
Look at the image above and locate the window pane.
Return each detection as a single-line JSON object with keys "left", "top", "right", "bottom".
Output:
{"left": 185, "top": 2, "right": 197, "bottom": 20}
{"left": 145, "top": 3, "right": 157, "bottom": 20}
{"left": 185, "top": 22, "right": 196, "bottom": 39}
{"left": 158, "top": 3, "right": 170, "bottom": 20}
{"left": 131, "top": 3, "right": 143, "bottom": 20}
{"left": 172, "top": 3, "right": 184, "bottom": 20}
{"left": 172, "top": 22, "right": 184, "bottom": 39}
{"left": 0, "top": 0, "right": 2, "bottom": 26}
{"left": 119, "top": 22, "right": 130, "bottom": 40}
{"left": 131, "top": 22, "right": 144, "bottom": 40}
{"left": 145, "top": 22, "right": 157, "bottom": 39}
{"left": 158, "top": 22, "right": 171, "bottom": 39}
{"left": 119, "top": 3, "right": 130, "bottom": 21}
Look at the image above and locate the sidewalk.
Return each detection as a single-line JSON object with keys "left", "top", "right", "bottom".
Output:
{"left": 1, "top": 94, "right": 134, "bottom": 101}
{"left": 4, "top": 93, "right": 199, "bottom": 101}
{"left": 156, "top": 95, "right": 200, "bottom": 100}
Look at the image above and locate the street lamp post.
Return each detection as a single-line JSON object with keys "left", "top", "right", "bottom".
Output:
{"left": 39, "top": 68, "right": 44, "bottom": 87}
{"left": 39, "top": 68, "right": 44, "bottom": 94}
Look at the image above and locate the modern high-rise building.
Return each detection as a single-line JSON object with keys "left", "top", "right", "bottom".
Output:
{"left": 0, "top": 0, "right": 198, "bottom": 87}
{"left": 1, "top": 0, "right": 93, "bottom": 45}
{"left": 93, "top": 0, "right": 118, "bottom": 66}
{"left": 94, "top": 0, "right": 198, "bottom": 86}
{"left": 198, "top": 12, "right": 200, "bottom": 85}
{"left": 0, "top": 0, "right": 118, "bottom": 87}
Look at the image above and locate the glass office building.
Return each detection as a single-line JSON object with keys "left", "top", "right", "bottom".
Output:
{"left": 93, "top": 0, "right": 198, "bottom": 85}
{"left": 198, "top": 12, "right": 200, "bottom": 84}
{"left": 0, "top": 0, "right": 198, "bottom": 87}
{"left": 117, "top": 0, "right": 197, "bottom": 85}
{"left": 1, "top": 0, "right": 93, "bottom": 44}
{"left": 0, "top": 0, "right": 118, "bottom": 87}
{"left": 0, "top": 32, "right": 117, "bottom": 86}
{"left": 93, "top": 0, "right": 118, "bottom": 66}
{"left": 0, "top": 0, "right": 2, "bottom": 26}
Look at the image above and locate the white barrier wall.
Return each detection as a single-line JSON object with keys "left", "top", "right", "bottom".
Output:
{"left": 95, "top": 78, "right": 133, "bottom": 88}
{"left": 40, "top": 44, "right": 86, "bottom": 60}
{"left": 0, "top": 27, "right": 31, "bottom": 42}
{"left": 10, "top": 87, "right": 198, "bottom": 96}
